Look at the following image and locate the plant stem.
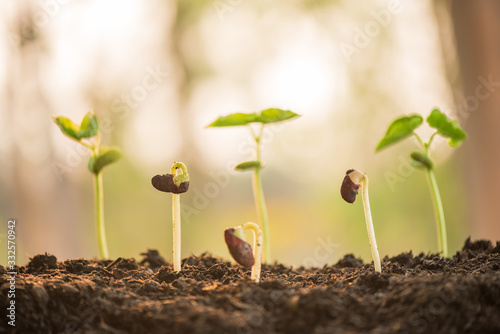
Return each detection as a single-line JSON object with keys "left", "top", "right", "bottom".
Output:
{"left": 241, "top": 222, "right": 262, "bottom": 283}
{"left": 413, "top": 133, "right": 425, "bottom": 149}
{"left": 360, "top": 176, "right": 381, "bottom": 273}
{"left": 93, "top": 172, "right": 109, "bottom": 259}
{"left": 251, "top": 124, "right": 271, "bottom": 263}
{"left": 415, "top": 131, "right": 448, "bottom": 257}
{"left": 172, "top": 192, "right": 181, "bottom": 271}
{"left": 171, "top": 163, "right": 185, "bottom": 272}
{"left": 425, "top": 168, "right": 448, "bottom": 257}
{"left": 252, "top": 167, "right": 270, "bottom": 264}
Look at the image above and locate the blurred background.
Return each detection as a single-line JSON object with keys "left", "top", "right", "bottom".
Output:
{"left": 1, "top": 0, "right": 499, "bottom": 267}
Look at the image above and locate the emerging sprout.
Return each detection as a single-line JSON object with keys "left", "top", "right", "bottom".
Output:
{"left": 224, "top": 222, "right": 263, "bottom": 283}
{"left": 53, "top": 111, "right": 121, "bottom": 259}
{"left": 341, "top": 169, "right": 382, "bottom": 273}
{"left": 152, "top": 162, "right": 190, "bottom": 272}
{"left": 208, "top": 108, "right": 300, "bottom": 263}
{"left": 376, "top": 108, "right": 467, "bottom": 257}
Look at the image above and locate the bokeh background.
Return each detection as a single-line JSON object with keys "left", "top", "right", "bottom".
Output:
{"left": 1, "top": 0, "right": 499, "bottom": 267}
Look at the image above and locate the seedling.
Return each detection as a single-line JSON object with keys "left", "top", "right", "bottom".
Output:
{"left": 53, "top": 111, "right": 122, "bottom": 259}
{"left": 152, "top": 162, "right": 190, "bottom": 272}
{"left": 224, "top": 222, "right": 262, "bottom": 283}
{"left": 376, "top": 108, "right": 467, "bottom": 257}
{"left": 341, "top": 169, "right": 382, "bottom": 273}
{"left": 208, "top": 108, "right": 300, "bottom": 263}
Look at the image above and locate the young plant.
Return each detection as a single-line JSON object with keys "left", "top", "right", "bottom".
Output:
{"left": 224, "top": 222, "right": 263, "bottom": 283}
{"left": 151, "top": 162, "right": 190, "bottom": 272}
{"left": 53, "top": 111, "right": 122, "bottom": 259}
{"left": 208, "top": 108, "right": 300, "bottom": 263}
{"left": 341, "top": 169, "right": 382, "bottom": 273}
{"left": 376, "top": 108, "right": 467, "bottom": 257}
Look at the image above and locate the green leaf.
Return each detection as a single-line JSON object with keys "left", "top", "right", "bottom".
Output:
{"left": 53, "top": 112, "right": 99, "bottom": 140}
{"left": 426, "top": 108, "right": 467, "bottom": 147}
{"left": 88, "top": 147, "right": 122, "bottom": 174}
{"left": 53, "top": 116, "right": 82, "bottom": 140}
{"left": 235, "top": 160, "right": 263, "bottom": 171}
{"left": 79, "top": 112, "right": 99, "bottom": 138}
{"left": 207, "top": 113, "right": 259, "bottom": 127}
{"left": 410, "top": 151, "right": 433, "bottom": 170}
{"left": 207, "top": 108, "right": 301, "bottom": 127}
{"left": 258, "top": 108, "right": 300, "bottom": 124}
{"left": 375, "top": 115, "right": 423, "bottom": 152}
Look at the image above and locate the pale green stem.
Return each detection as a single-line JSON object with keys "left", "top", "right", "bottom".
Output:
{"left": 79, "top": 140, "right": 94, "bottom": 150}
{"left": 240, "top": 222, "right": 262, "bottom": 283}
{"left": 93, "top": 172, "right": 109, "bottom": 259}
{"left": 414, "top": 132, "right": 448, "bottom": 257}
{"left": 360, "top": 175, "right": 381, "bottom": 273}
{"left": 250, "top": 124, "right": 270, "bottom": 263}
{"left": 171, "top": 163, "right": 186, "bottom": 272}
{"left": 425, "top": 168, "right": 448, "bottom": 257}
{"left": 427, "top": 132, "right": 438, "bottom": 148}
{"left": 172, "top": 193, "right": 181, "bottom": 271}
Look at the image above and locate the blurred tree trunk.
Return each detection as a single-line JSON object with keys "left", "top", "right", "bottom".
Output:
{"left": 452, "top": 1, "right": 500, "bottom": 241}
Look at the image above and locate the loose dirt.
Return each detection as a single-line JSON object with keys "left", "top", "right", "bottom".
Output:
{"left": 1, "top": 238, "right": 499, "bottom": 333}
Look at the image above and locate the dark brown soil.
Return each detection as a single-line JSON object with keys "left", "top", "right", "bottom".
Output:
{"left": 2, "top": 238, "right": 500, "bottom": 333}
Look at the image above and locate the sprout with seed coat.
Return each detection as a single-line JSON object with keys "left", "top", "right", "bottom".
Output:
{"left": 224, "top": 222, "right": 262, "bottom": 283}
{"left": 152, "top": 162, "right": 190, "bottom": 272}
{"left": 341, "top": 169, "right": 382, "bottom": 273}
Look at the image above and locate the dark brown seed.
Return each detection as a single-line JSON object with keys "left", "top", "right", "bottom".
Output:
{"left": 151, "top": 174, "right": 189, "bottom": 194}
{"left": 224, "top": 228, "right": 254, "bottom": 268}
{"left": 341, "top": 170, "right": 360, "bottom": 203}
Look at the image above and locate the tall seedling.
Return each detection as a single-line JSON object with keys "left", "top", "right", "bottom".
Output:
{"left": 53, "top": 111, "right": 122, "bottom": 259}
{"left": 208, "top": 108, "right": 300, "bottom": 263}
{"left": 376, "top": 108, "right": 467, "bottom": 257}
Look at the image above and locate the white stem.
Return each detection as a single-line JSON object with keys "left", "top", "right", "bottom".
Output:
{"left": 170, "top": 163, "right": 187, "bottom": 272}
{"left": 361, "top": 176, "right": 382, "bottom": 273}
{"left": 172, "top": 193, "right": 181, "bottom": 272}
{"left": 241, "top": 222, "right": 262, "bottom": 283}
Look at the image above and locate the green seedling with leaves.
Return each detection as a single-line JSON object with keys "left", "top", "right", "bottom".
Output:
{"left": 376, "top": 108, "right": 467, "bottom": 257}
{"left": 208, "top": 108, "right": 300, "bottom": 263}
{"left": 53, "top": 111, "right": 122, "bottom": 259}
{"left": 151, "top": 162, "right": 190, "bottom": 272}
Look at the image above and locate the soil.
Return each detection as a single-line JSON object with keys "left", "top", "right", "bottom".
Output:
{"left": 2, "top": 238, "right": 500, "bottom": 334}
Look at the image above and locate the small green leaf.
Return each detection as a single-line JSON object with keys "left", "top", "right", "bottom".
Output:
{"left": 426, "top": 108, "right": 467, "bottom": 147}
{"left": 410, "top": 151, "right": 433, "bottom": 170}
{"left": 53, "top": 112, "right": 99, "bottom": 140}
{"left": 235, "top": 160, "right": 263, "bottom": 171}
{"left": 79, "top": 112, "right": 99, "bottom": 138}
{"left": 258, "top": 108, "right": 300, "bottom": 124}
{"left": 88, "top": 147, "right": 122, "bottom": 174}
{"left": 376, "top": 115, "right": 423, "bottom": 152}
{"left": 207, "top": 113, "right": 259, "bottom": 127}
{"left": 53, "top": 116, "right": 82, "bottom": 140}
{"left": 207, "top": 108, "right": 300, "bottom": 127}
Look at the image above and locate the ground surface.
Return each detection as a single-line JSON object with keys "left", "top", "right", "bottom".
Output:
{"left": 1, "top": 238, "right": 500, "bottom": 333}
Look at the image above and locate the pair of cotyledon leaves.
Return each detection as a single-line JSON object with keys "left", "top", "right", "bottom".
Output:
{"left": 207, "top": 108, "right": 300, "bottom": 127}
{"left": 208, "top": 108, "right": 300, "bottom": 171}
{"left": 375, "top": 108, "right": 467, "bottom": 169}
{"left": 53, "top": 112, "right": 121, "bottom": 175}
